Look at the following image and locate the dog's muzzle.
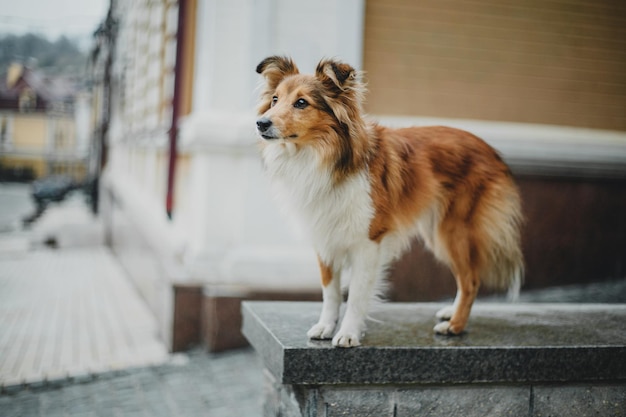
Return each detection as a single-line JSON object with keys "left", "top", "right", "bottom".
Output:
{"left": 256, "top": 117, "right": 276, "bottom": 140}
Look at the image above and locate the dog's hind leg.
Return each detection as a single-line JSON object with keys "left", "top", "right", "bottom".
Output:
{"left": 433, "top": 226, "right": 482, "bottom": 335}
{"left": 307, "top": 257, "right": 342, "bottom": 340}
{"left": 434, "top": 269, "right": 480, "bottom": 335}
{"left": 435, "top": 289, "right": 461, "bottom": 321}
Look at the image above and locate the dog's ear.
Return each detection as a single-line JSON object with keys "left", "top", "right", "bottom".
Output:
{"left": 256, "top": 56, "right": 299, "bottom": 114}
{"left": 315, "top": 59, "right": 365, "bottom": 125}
{"left": 256, "top": 56, "right": 299, "bottom": 88}
{"left": 315, "top": 59, "right": 358, "bottom": 93}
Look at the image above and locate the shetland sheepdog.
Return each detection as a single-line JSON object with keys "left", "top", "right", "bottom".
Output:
{"left": 255, "top": 56, "right": 523, "bottom": 348}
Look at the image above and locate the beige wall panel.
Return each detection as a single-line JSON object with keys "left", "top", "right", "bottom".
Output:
{"left": 363, "top": 0, "right": 626, "bottom": 130}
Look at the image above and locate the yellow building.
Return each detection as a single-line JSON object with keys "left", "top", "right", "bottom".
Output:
{"left": 0, "top": 63, "right": 87, "bottom": 181}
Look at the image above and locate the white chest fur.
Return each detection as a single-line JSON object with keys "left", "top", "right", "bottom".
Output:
{"left": 261, "top": 142, "right": 374, "bottom": 265}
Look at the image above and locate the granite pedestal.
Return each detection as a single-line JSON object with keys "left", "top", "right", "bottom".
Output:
{"left": 242, "top": 301, "right": 626, "bottom": 417}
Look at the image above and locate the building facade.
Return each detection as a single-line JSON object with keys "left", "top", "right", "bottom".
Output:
{"left": 0, "top": 63, "right": 88, "bottom": 181}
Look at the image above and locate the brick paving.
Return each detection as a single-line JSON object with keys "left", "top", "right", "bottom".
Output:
{"left": 0, "top": 194, "right": 171, "bottom": 390}
{"left": 0, "top": 248, "right": 168, "bottom": 389}
{"left": 0, "top": 348, "right": 263, "bottom": 417}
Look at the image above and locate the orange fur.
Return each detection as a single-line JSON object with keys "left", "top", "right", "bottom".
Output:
{"left": 317, "top": 256, "right": 334, "bottom": 288}
{"left": 256, "top": 56, "right": 524, "bottom": 336}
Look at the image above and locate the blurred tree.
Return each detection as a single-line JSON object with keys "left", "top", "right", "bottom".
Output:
{"left": 0, "top": 33, "right": 86, "bottom": 78}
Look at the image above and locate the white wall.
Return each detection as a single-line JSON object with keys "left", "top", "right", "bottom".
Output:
{"left": 173, "top": 0, "right": 365, "bottom": 285}
{"left": 193, "top": 0, "right": 365, "bottom": 113}
{"left": 107, "top": 0, "right": 365, "bottom": 286}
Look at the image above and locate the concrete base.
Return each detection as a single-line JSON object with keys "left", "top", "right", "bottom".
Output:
{"left": 172, "top": 283, "right": 204, "bottom": 351}
{"left": 242, "top": 301, "right": 626, "bottom": 417}
{"left": 169, "top": 284, "right": 322, "bottom": 353}
{"left": 202, "top": 286, "right": 321, "bottom": 352}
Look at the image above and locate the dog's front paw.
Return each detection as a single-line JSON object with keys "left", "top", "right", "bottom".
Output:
{"left": 307, "top": 322, "right": 336, "bottom": 340}
{"left": 332, "top": 330, "right": 361, "bottom": 348}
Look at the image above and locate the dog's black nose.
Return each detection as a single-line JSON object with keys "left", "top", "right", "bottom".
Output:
{"left": 256, "top": 118, "right": 272, "bottom": 133}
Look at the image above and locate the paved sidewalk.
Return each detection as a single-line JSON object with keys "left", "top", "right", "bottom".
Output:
{"left": 0, "top": 247, "right": 169, "bottom": 389}
{"left": 0, "top": 197, "right": 169, "bottom": 390}
{"left": 0, "top": 195, "right": 265, "bottom": 415}
{"left": 0, "top": 348, "right": 263, "bottom": 417}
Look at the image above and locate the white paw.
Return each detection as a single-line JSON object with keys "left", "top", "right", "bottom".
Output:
{"left": 332, "top": 330, "right": 361, "bottom": 347}
{"left": 433, "top": 320, "right": 453, "bottom": 335}
{"left": 435, "top": 305, "right": 455, "bottom": 321}
{"left": 433, "top": 320, "right": 465, "bottom": 335}
{"left": 307, "top": 322, "right": 336, "bottom": 340}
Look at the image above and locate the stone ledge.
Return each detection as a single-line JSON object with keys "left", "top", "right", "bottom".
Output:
{"left": 242, "top": 301, "right": 626, "bottom": 385}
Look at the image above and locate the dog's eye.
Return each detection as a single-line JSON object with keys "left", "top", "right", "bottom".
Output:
{"left": 271, "top": 96, "right": 278, "bottom": 107}
{"left": 294, "top": 98, "right": 309, "bottom": 109}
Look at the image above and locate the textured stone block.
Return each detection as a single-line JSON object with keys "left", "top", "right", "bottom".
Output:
{"left": 263, "top": 370, "right": 310, "bottom": 417}
{"left": 533, "top": 384, "right": 626, "bottom": 417}
{"left": 321, "top": 388, "right": 394, "bottom": 417}
{"left": 395, "top": 386, "right": 529, "bottom": 417}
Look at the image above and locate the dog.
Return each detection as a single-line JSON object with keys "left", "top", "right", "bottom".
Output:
{"left": 255, "top": 56, "right": 523, "bottom": 348}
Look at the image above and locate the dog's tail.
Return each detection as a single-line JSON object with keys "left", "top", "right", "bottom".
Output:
{"left": 485, "top": 249, "right": 524, "bottom": 301}
{"left": 480, "top": 184, "right": 525, "bottom": 301}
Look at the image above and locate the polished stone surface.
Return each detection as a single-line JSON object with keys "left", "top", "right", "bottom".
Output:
{"left": 242, "top": 301, "right": 626, "bottom": 385}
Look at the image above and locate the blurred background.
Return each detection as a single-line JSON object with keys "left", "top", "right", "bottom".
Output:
{"left": 1, "top": 0, "right": 625, "bottom": 411}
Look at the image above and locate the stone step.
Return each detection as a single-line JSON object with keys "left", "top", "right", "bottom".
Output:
{"left": 242, "top": 301, "right": 626, "bottom": 417}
